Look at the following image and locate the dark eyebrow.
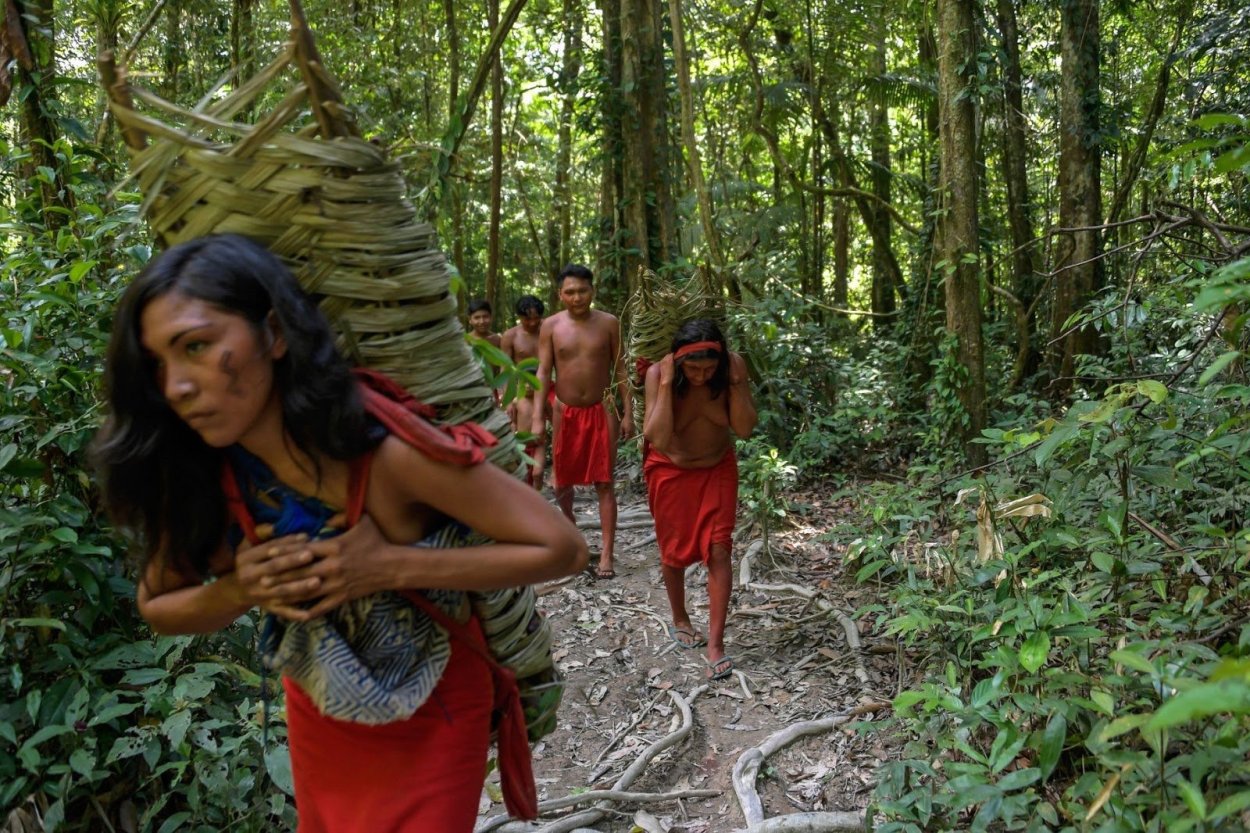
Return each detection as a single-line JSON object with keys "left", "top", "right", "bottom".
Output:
{"left": 166, "top": 323, "right": 213, "bottom": 347}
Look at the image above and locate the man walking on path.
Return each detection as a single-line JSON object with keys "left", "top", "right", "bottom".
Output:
{"left": 532, "top": 264, "right": 633, "bottom": 579}
{"left": 503, "top": 294, "right": 546, "bottom": 488}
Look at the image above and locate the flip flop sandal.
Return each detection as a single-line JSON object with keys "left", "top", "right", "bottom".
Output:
{"left": 667, "top": 624, "right": 706, "bottom": 649}
{"left": 706, "top": 655, "right": 735, "bottom": 680}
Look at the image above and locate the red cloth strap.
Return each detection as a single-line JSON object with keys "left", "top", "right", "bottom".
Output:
{"left": 399, "top": 590, "right": 539, "bottom": 820}
{"left": 674, "top": 341, "right": 721, "bottom": 360}
{"left": 634, "top": 356, "right": 654, "bottom": 384}
{"left": 353, "top": 368, "right": 497, "bottom": 467}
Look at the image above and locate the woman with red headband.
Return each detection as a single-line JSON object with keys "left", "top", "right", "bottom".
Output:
{"left": 641, "top": 318, "right": 757, "bottom": 680}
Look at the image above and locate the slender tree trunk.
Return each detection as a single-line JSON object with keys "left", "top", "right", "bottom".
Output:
{"left": 833, "top": 198, "right": 849, "bottom": 308}
{"left": 995, "top": 0, "right": 1041, "bottom": 381}
{"left": 619, "top": 0, "right": 676, "bottom": 285}
{"left": 869, "top": 13, "right": 895, "bottom": 330}
{"left": 936, "top": 0, "right": 986, "bottom": 465}
{"left": 554, "top": 0, "right": 583, "bottom": 277}
{"left": 598, "top": 0, "right": 626, "bottom": 295}
{"left": 1050, "top": 0, "right": 1103, "bottom": 390}
{"left": 161, "top": 0, "right": 180, "bottom": 99}
{"left": 486, "top": 0, "right": 504, "bottom": 312}
{"left": 444, "top": 0, "right": 466, "bottom": 278}
{"left": 15, "top": 0, "right": 66, "bottom": 227}
{"left": 668, "top": 0, "right": 724, "bottom": 281}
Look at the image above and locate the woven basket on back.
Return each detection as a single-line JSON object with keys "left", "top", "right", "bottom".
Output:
{"left": 99, "top": 0, "right": 561, "bottom": 740}
{"left": 623, "top": 266, "right": 724, "bottom": 425}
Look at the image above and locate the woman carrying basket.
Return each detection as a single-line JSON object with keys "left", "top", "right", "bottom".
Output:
{"left": 94, "top": 234, "right": 587, "bottom": 832}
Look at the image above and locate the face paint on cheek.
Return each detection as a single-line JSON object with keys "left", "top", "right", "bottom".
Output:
{"left": 219, "top": 350, "right": 246, "bottom": 396}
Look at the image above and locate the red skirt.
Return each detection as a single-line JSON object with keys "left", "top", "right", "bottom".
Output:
{"left": 284, "top": 619, "right": 494, "bottom": 833}
{"left": 553, "top": 401, "right": 613, "bottom": 488}
{"left": 644, "top": 447, "right": 738, "bottom": 569}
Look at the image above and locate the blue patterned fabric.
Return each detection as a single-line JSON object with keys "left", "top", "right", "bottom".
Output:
{"left": 227, "top": 446, "right": 472, "bottom": 724}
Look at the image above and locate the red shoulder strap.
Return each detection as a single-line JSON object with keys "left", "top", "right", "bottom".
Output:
{"left": 353, "top": 368, "right": 497, "bottom": 466}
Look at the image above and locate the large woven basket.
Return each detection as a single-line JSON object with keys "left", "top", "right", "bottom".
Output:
{"left": 623, "top": 266, "right": 725, "bottom": 424}
{"left": 99, "top": 0, "right": 511, "bottom": 452}
{"left": 99, "top": 0, "right": 562, "bottom": 740}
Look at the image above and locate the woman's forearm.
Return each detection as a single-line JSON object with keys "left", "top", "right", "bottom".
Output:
{"left": 376, "top": 540, "right": 586, "bottom": 593}
{"left": 138, "top": 574, "right": 252, "bottom": 635}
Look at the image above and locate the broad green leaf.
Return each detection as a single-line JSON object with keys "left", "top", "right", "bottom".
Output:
{"left": 997, "top": 767, "right": 1040, "bottom": 791}
{"left": 5, "top": 618, "right": 66, "bottom": 632}
{"left": 1018, "top": 632, "right": 1050, "bottom": 674}
{"left": 1211, "top": 790, "right": 1250, "bottom": 821}
{"left": 264, "top": 744, "right": 295, "bottom": 796}
{"left": 1147, "top": 679, "right": 1250, "bottom": 730}
{"left": 1110, "top": 649, "right": 1157, "bottom": 675}
{"left": 1198, "top": 350, "right": 1243, "bottom": 386}
{"left": 1134, "top": 380, "right": 1167, "bottom": 403}
{"left": 1176, "top": 779, "right": 1207, "bottom": 820}
{"left": 1036, "top": 713, "right": 1066, "bottom": 780}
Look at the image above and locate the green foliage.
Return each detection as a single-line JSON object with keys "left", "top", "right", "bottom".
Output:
{"left": 1, "top": 151, "right": 293, "bottom": 830}
{"left": 863, "top": 269, "right": 1250, "bottom": 831}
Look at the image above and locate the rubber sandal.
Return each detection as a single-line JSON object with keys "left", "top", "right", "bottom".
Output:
{"left": 667, "top": 623, "right": 705, "bottom": 649}
{"left": 706, "top": 655, "right": 735, "bottom": 680}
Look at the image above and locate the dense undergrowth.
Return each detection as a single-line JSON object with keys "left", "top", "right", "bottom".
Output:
{"left": 823, "top": 269, "right": 1250, "bottom": 829}
{"left": 1, "top": 146, "right": 296, "bottom": 831}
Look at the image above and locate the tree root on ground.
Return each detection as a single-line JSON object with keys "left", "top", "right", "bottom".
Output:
{"left": 742, "top": 581, "right": 869, "bottom": 684}
{"left": 731, "top": 703, "right": 888, "bottom": 833}
{"left": 477, "top": 685, "right": 709, "bottom": 833}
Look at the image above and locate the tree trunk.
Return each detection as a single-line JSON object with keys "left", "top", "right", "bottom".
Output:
{"left": 486, "top": 0, "right": 503, "bottom": 312}
{"left": 15, "top": 0, "right": 66, "bottom": 227}
{"left": 597, "top": 0, "right": 626, "bottom": 295}
{"left": 668, "top": 0, "right": 725, "bottom": 282}
{"left": 444, "top": 0, "right": 466, "bottom": 278}
{"left": 161, "top": 0, "right": 180, "bottom": 99}
{"left": 868, "top": 13, "right": 895, "bottom": 330}
{"left": 995, "top": 0, "right": 1042, "bottom": 381}
{"left": 554, "top": 0, "right": 583, "bottom": 277}
{"left": 1050, "top": 0, "right": 1102, "bottom": 390}
{"left": 833, "top": 198, "right": 849, "bottom": 308}
{"left": 936, "top": 0, "right": 987, "bottom": 465}
{"left": 619, "top": 0, "right": 676, "bottom": 284}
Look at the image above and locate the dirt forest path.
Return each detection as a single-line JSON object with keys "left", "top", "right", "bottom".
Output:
{"left": 475, "top": 482, "right": 901, "bottom": 833}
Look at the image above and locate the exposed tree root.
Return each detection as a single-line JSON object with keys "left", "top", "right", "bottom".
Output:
{"left": 477, "top": 685, "right": 709, "bottom": 833}
{"left": 731, "top": 703, "right": 887, "bottom": 832}
{"left": 743, "top": 582, "right": 869, "bottom": 683}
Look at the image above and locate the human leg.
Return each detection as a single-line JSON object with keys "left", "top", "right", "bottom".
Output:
{"left": 556, "top": 485, "right": 575, "bottom": 521}
{"left": 705, "top": 542, "right": 733, "bottom": 674}
{"left": 594, "top": 480, "right": 616, "bottom": 576}
{"left": 661, "top": 562, "right": 703, "bottom": 645}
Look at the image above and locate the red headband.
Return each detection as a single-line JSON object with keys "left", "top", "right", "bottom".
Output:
{"left": 674, "top": 341, "right": 722, "bottom": 360}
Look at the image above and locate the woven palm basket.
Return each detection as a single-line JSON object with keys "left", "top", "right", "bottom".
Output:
{"left": 624, "top": 265, "right": 725, "bottom": 424}
{"left": 99, "top": 0, "right": 561, "bottom": 740}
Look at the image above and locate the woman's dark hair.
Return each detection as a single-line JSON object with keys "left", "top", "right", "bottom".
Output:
{"left": 671, "top": 318, "right": 729, "bottom": 398}
{"left": 93, "top": 234, "right": 378, "bottom": 578}
{"left": 515, "top": 294, "right": 544, "bottom": 317}
{"left": 468, "top": 299, "right": 492, "bottom": 315}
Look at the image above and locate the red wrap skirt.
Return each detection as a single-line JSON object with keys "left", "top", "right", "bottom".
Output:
{"left": 284, "top": 618, "right": 494, "bottom": 833}
{"left": 553, "top": 401, "right": 613, "bottom": 488}
{"left": 644, "top": 447, "right": 739, "bottom": 569}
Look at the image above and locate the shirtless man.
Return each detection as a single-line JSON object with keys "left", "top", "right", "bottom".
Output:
{"left": 532, "top": 264, "right": 633, "bottom": 579}
{"left": 502, "top": 294, "right": 545, "bottom": 487}
{"left": 642, "top": 318, "right": 756, "bottom": 680}
{"left": 467, "top": 299, "right": 501, "bottom": 348}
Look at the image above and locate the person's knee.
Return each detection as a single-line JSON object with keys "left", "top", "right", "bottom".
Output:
{"left": 594, "top": 481, "right": 614, "bottom": 496}
{"left": 708, "top": 544, "right": 732, "bottom": 567}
